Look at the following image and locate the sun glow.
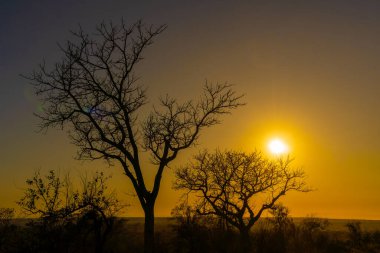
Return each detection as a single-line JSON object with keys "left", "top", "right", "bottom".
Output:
{"left": 268, "top": 138, "right": 288, "bottom": 155}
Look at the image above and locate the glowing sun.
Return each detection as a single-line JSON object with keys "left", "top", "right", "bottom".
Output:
{"left": 268, "top": 138, "right": 288, "bottom": 155}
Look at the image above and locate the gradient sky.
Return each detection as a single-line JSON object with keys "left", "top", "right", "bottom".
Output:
{"left": 1, "top": 0, "right": 380, "bottom": 219}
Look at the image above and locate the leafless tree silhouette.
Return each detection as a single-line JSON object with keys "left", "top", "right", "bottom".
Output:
{"left": 174, "top": 150, "right": 309, "bottom": 251}
{"left": 24, "top": 19, "right": 244, "bottom": 253}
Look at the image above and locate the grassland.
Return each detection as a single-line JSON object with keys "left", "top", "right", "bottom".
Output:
{"left": 122, "top": 216, "right": 380, "bottom": 232}
{"left": 2, "top": 216, "right": 380, "bottom": 253}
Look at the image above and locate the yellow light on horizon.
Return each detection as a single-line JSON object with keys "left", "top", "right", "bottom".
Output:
{"left": 268, "top": 138, "right": 288, "bottom": 155}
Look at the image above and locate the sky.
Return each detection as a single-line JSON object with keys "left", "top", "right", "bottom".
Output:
{"left": 1, "top": 0, "right": 380, "bottom": 219}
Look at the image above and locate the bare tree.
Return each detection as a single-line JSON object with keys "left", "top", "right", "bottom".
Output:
{"left": 24, "top": 19, "right": 244, "bottom": 252}
{"left": 174, "top": 150, "right": 309, "bottom": 251}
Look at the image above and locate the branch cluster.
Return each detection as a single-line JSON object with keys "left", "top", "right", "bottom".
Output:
{"left": 174, "top": 150, "right": 309, "bottom": 233}
{"left": 143, "top": 83, "right": 244, "bottom": 165}
{"left": 26, "top": 20, "right": 166, "bottom": 164}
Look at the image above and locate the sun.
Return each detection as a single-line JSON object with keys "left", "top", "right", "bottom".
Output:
{"left": 268, "top": 138, "right": 288, "bottom": 155}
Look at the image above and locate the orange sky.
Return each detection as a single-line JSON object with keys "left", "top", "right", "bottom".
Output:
{"left": 1, "top": 1, "right": 380, "bottom": 219}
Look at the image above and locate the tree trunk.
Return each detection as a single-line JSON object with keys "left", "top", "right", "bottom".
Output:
{"left": 144, "top": 202, "right": 155, "bottom": 253}
{"left": 239, "top": 227, "right": 251, "bottom": 253}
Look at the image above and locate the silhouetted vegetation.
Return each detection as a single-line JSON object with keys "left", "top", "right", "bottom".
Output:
{"left": 0, "top": 170, "right": 124, "bottom": 253}
{"left": 174, "top": 150, "right": 309, "bottom": 252}
{"left": 168, "top": 205, "right": 380, "bottom": 253}
{"left": 0, "top": 208, "right": 16, "bottom": 252}
{"left": 0, "top": 208, "right": 380, "bottom": 252}
{"left": 24, "top": 19, "right": 244, "bottom": 253}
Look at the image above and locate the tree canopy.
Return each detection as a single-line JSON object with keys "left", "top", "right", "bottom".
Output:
{"left": 174, "top": 150, "right": 310, "bottom": 238}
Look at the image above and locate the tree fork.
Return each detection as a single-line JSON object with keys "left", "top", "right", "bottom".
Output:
{"left": 25, "top": 19, "right": 244, "bottom": 253}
